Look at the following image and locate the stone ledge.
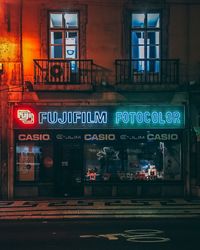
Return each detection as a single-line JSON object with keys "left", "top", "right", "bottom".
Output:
{"left": 32, "top": 84, "right": 93, "bottom": 92}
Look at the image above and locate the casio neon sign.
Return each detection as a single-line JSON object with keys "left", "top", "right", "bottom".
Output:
{"left": 84, "top": 134, "right": 116, "bottom": 141}
{"left": 147, "top": 133, "right": 178, "bottom": 141}
{"left": 18, "top": 134, "right": 50, "bottom": 141}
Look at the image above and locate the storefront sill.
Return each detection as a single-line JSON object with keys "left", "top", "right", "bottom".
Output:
{"left": 84, "top": 181, "right": 184, "bottom": 185}
{"left": 15, "top": 182, "right": 54, "bottom": 187}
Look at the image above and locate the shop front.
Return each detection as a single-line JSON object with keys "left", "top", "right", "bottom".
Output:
{"left": 13, "top": 105, "right": 186, "bottom": 198}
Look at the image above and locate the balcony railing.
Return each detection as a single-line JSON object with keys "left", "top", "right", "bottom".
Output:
{"left": 34, "top": 59, "right": 93, "bottom": 85}
{"left": 115, "top": 59, "right": 179, "bottom": 85}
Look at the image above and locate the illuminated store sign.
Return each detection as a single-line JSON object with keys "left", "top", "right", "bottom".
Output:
{"left": 115, "top": 111, "right": 180, "bottom": 125}
{"left": 17, "top": 109, "right": 35, "bottom": 124}
{"left": 39, "top": 111, "right": 107, "bottom": 125}
{"left": 120, "top": 133, "right": 179, "bottom": 141}
{"left": 14, "top": 106, "right": 185, "bottom": 129}
{"left": 84, "top": 134, "right": 116, "bottom": 141}
{"left": 18, "top": 134, "right": 51, "bottom": 141}
{"left": 16, "top": 131, "right": 181, "bottom": 142}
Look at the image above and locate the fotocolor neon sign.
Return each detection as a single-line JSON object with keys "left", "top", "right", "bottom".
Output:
{"left": 14, "top": 106, "right": 185, "bottom": 129}
{"left": 115, "top": 111, "right": 180, "bottom": 125}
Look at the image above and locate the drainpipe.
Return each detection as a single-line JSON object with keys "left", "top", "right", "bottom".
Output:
{"left": 185, "top": 4, "right": 191, "bottom": 197}
{"left": 7, "top": 0, "right": 24, "bottom": 199}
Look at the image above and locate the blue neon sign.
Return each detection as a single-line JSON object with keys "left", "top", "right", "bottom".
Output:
{"left": 115, "top": 111, "right": 181, "bottom": 126}
{"left": 38, "top": 111, "right": 108, "bottom": 125}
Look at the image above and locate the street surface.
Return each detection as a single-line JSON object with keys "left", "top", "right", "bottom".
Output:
{"left": 0, "top": 218, "right": 199, "bottom": 250}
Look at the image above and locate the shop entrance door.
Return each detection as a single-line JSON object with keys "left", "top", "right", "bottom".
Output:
{"left": 57, "top": 143, "right": 83, "bottom": 197}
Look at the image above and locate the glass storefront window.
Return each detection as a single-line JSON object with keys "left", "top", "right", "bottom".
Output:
{"left": 84, "top": 143, "right": 121, "bottom": 181}
{"left": 123, "top": 142, "right": 181, "bottom": 181}
{"left": 16, "top": 143, "right": 41, "bottom": 182}
{"left": 16, "top": 132, "right": 182, "bottom": 184}
{"left": 16, "top": 143, "right": 54, "bottom": 183}
{"left": 84, "top": 141, "right": 181, "bottom": 182}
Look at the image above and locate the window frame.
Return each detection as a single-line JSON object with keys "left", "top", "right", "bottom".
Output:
{"left": 49, "top": 11, "right": 80, "bottom": 60}
{"left": 130, "top": 11, "right": 161, "bottom": 72}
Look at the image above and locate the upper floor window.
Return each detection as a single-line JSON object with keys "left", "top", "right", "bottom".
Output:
{"left": 49, "top": 12, "right": 79, "bottom": 59}
{"left": 131, "top": 12, "right": 160, "bottom": 72}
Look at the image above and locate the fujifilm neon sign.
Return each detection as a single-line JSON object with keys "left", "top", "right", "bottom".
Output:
{"left": 39, "top": 111, "right": 107, "bottom": 124}
{"left": 14, "top": 106, "right": 185, "bottom": 129}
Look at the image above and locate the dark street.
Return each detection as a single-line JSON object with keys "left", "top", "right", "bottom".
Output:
{"left": 0, "top": 218, "right": 199, "bottom": 250}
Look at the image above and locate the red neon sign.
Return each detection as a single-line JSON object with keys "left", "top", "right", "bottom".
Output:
{"left": 14, "top": 107, "right": 38, "bottom": 128}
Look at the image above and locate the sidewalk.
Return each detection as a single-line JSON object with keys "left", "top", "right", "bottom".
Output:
{"left": 0, "top": 198, "right": 200, "bottom": 220}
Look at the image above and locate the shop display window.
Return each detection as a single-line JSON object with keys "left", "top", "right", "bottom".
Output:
{"left": 84, "top": 143, "right": 122, "bottom": 181}
{"left": 16, "top": 143, "right": 54, "bottom": 183}
{"left": 84, "top": 141, "right": 181, "bottom": 182}
{"left": 123, "top": 142, "right": 181, "bottom": 181}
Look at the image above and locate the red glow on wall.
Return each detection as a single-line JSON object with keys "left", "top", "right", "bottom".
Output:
{"left": 14, "top": 106, "right": 38, "bottom": 128}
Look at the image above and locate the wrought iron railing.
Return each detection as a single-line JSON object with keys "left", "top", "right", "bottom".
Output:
{"left": 115, "top": 59, "right": 179, "bottom": 85}
{"left": 34, "top": 59, "right": 93, "bottom": 85}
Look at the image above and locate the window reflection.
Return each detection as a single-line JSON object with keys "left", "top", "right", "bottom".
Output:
{"left": 132, "top": 13, "right": 145, "bottom": 28}
{"left": 147, "top": 13, "right": 160, "bottom": 28}
{"left": 64, "top": 13, "right": 78, "bottom": 28}
{"left": 51, "top": 32, "right": 62, "bottom": 44}
{"left": 50, "top": 13, "right": 62, "bottom": 28}
{"left": 51, "top": 46, "right": 62, "bottom": 58}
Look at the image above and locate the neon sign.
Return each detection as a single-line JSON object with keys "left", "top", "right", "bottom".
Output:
{"left": 14, "top": 106, "right": 185, "bottom": 129}
{"left": 38, "top": 111, "right": 107, "bottom": 125}
{"left": 115, "top": 111, "right": 181, "bottom": 125}
{"left": 17, "top": 109, "right": 35, "bottom": 124}
{"left": 14, "top": 107, "right": 37, "bottom": 128}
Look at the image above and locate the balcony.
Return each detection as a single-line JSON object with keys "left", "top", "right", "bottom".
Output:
{"left": 115, "top": 59, "right": 180, "bottom": 91}
{"left": 33, "top": 59, "right": 93, "bottom": 91}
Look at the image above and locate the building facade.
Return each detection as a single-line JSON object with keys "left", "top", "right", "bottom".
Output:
{"left": 0, "top": 0, "right": 200, "bottom": 199}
